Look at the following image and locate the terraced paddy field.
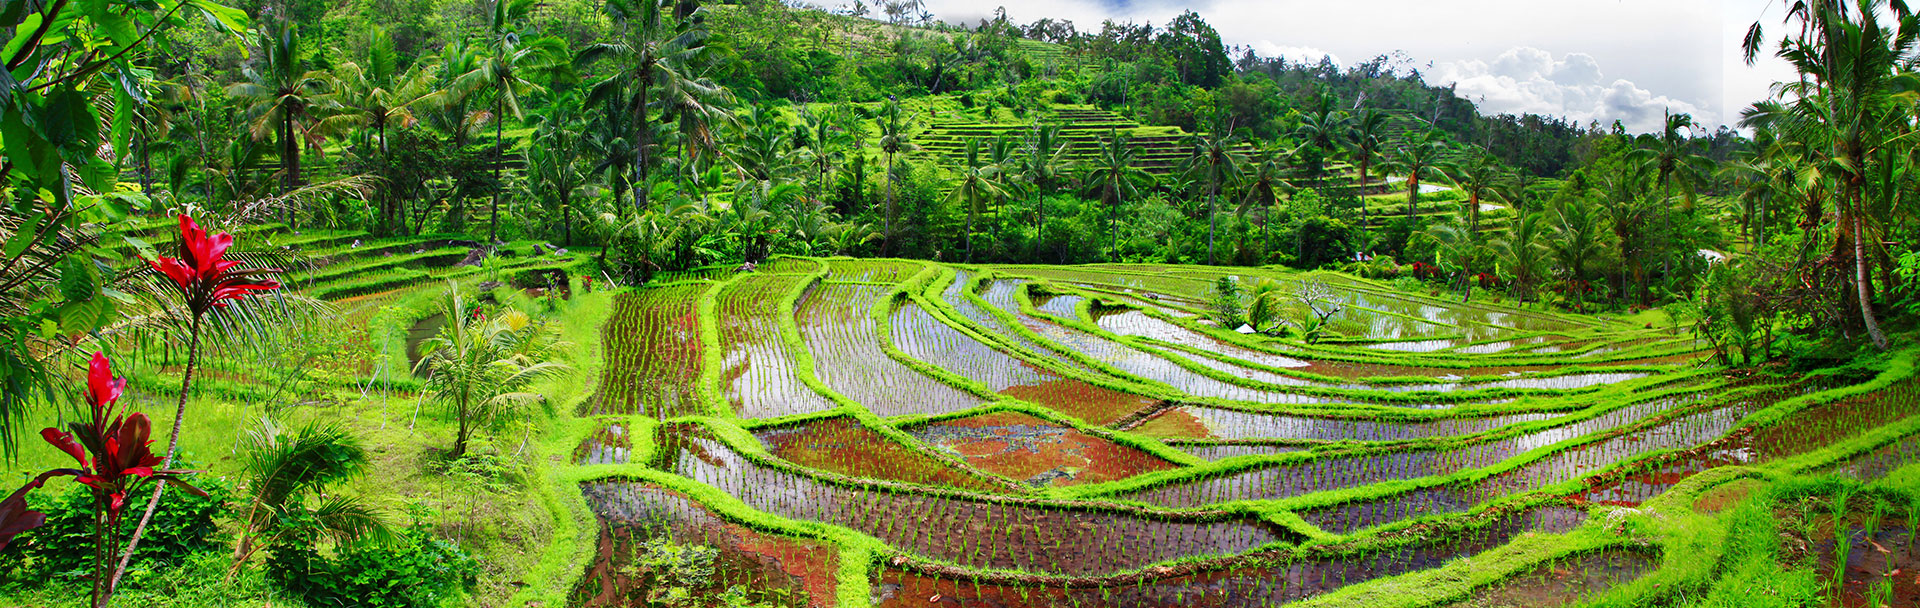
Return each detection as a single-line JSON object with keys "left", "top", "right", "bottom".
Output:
{"left": 564, "top": 258, "right": 1920, "bottom": 608}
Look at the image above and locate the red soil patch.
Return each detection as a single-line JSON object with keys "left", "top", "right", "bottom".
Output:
{"left": 757, "top": 417, "right": 1005, "bottom": 493}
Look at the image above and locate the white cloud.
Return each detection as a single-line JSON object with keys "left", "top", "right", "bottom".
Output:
{"left": 1250, "top": 41, "right": 1341, "bottom": 67}
{"left": 1430, "top": 47, "right": 1710, "bottom": 132}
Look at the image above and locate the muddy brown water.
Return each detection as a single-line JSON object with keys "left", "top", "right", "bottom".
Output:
{"left": 574, "top": 482, "right": 839, "bottom": 608}
{"left": 667, "top": 433, "right": 1286, "bottom": 577}
{"left": 906, "top": 411, "right": 1178, "bottom": 487}
{"left": 868, "top": 506, "right": 1586, "bottom": 607}
{"left": 1130, "top": 405, "right": 1553, "bottom": 443}
{"left": 574, "top": 421, "right": 632, "bottom": 465}
{"left": 754, "top": 416, "right": 1007, "bottom": 494}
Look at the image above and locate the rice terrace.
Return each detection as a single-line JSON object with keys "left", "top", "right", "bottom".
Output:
{"left": 3, "top": 0, "right": 1920, "bottom": 607}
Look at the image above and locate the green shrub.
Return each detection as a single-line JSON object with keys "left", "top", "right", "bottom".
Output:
{"left": 267, "top": 522, "right": 479, "bottom": 608}
{"left": 0, "top": 471, "right": 231, "bottom": 584}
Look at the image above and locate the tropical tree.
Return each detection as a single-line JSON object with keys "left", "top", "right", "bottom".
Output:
{"left": 1548, "top": 198, "right": 1607, "bottom": 309}
{"left": 1183, "top": 124, "right": 1246, "bottom": 265}
{"left": 1346, "top": 108, "right": 1391, "bottom": 228}
{"left": 577, "top": 0, "right": 718, "bottom": 214}
{"left": 451, "top": 0, "right": 569, "bottom": 242}
{"left": 325, "top": 28, "right": 441, "bottom": 233}
{"left": 414, "top": 287, "right": 568, "bottom": 459}
{"left": 527, "top": 96, "right": 593, "bottom": 246}
{"left": 1238, "top": 147, "right": 1292, "bottom": 262}
{"left": 227, "top": 419, "right": 387, "bottom": 580}
{"left": 1020, "top": 123, "right": 1073, "bottom": 258}
{"left": 1494, "top": 212, "right": 1550, "bottom": 303}
{"left": 227, "top": 25, "right": 336, "bottom": 222}
{"left": 1082, "top": 130, "right": 1156, "bottom": 260}
{"left": 1420, "top": 216, "right": 1484, "bottom": 300}
{"left": 1384, "top": 129, "right": 1451, "bottom": 221}
{"left": 1448, "top": 151, "right": 1509, "bottom": 233}
{"left": 1739, "top": 0, "right": 1909, "bottom": 350}
{"left": 1291, "top": 95, "right": 1348, "bottom": 190}
{"left": 1630, "top": 110, "right": 1714, "bottom": 211}
{"left": 947, "top": 139, "right": 1014, "bottom": 263}
{"left": 877, "top": 100, "right": 918, "bottom": 255}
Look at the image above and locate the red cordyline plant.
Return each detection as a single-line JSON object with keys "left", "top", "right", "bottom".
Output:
{"left": 110, "top": 215, "right": 280, "bottom": 598}
{"left": 20, "top": 353, "right": 207, "bottom": 608}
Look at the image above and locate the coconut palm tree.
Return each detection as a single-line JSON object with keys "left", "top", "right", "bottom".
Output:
{"left": 1493, "top": 212, "right": 1550, "bottom": 303}
{"left": 1238, "top": 147, "right": 1292, "bottom": 262}
{"left": 450, "top": 0, "right": 569, "bottom": 242}
{"left": 1738, "top": 0, "right": 1909, "bottom": 350}
{"left": 1383, "top": 129, "right": 1451, "bottom": 221}
{"left": 1020, "top": 123, "right": 1072, "bottom": 259}
{"left": 1346, "top": 108, "right": 1390, "bottom": 228}
{"left": 414, "top": 287, "right": 568, "bottom": 459}
{"left": 1630, "top": 110, "right": 1714, "bottom": 211}
{"left": 1291, "top": 95, "right": 1348, "bottom": 190}
{"left": 1082, "top": 131, "right": 1156, "bottom": 261}
{"left": 1548, "top": 198, "right": 1607, "bottom": 310}
{"left": 877, "top": 100, "right": 918, "bottom": 255}
{"left": 947, "top": 139, "right": 1014, "bottom": 263}
{"left": 1447, "top": 150, "right": 1509, "bottom": 233}
{"left": 226, "top": 25, "right": 337, "bottom": 223}
{"left": 577, "top": 0, "right": 718, "bottom": 214}
{"left": 227, "top": 418, "right": 387, "bottom": 580}
{"left": 1183, "top": 124, "right": 1246, "bottom": 265}
{"left": 527, "top": 96, "right": 592, "bottom": 246}
{"left": 323, "top": 28, "right": 441, "bottom": 233}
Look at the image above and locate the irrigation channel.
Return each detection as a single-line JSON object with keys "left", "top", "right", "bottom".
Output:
{"left": 565, "top": 258, "right": 1920, "bottom": 607}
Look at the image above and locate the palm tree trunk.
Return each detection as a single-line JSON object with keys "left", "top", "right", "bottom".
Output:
{"left": 491, "top": 95, "right": 504, "bottom": 243}
{"left": 636, "top": 80, "right": 651, "bottom": 213}
{"left": 1407, "top": 174, "right": 1419, "bottom": 221}
{"left": 884, "top": 152, "right": 895, "bottom": 257}
{"left": 965, "top": 200, "right": 975, "bottom": 263}
{"left": 1207, "top": 176, "right": 1217, "bottom": 266}
{"left": 1358, "top": 159, "right": 1369, "bottom": 232}
{"left": 1852, "top": 207, "right": 1889, "bottom": 351}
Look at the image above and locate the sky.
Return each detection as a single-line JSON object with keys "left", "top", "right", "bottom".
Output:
{"left": 825, "top": 0, "right": 1803, "bottom": 134}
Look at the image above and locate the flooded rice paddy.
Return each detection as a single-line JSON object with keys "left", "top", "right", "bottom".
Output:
{"left": 568, "top": 260, "right": 1915, "bottom": 606}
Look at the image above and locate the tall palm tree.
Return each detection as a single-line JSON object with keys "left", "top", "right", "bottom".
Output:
{"left": 1183, "top": 124, "right": 1246, "bottom": 265}
{"left": 527, "top": 96, "right": 592, "bottom": 246}
{"left": 1420, "top": 216, "right": 1483, "bottom": 300}
{"left": 1739, "top": 0, "right": 1909, "bottom": 350}
{"left": 226, "top": 25, "right": 336, "bottom": 224}
{"left": 1291, "top": 95, "right": 1348, "bottom": 190}
{"left": 451, "top": 0, "right": 569, "bottom": 242}
{"left": 323, "top": 28, "right": 440, "bottom": 233}
{"left": 801, "top": 106, "right": 857, "bottom": 203}
{"left": 1548, "top": 198, "right": 1606, "bottom": 310}
{"left": 1347, "top": 108, "right": 1390, "bottom": 228}
{"left": 577, "top": 0, "right": 717, "bottom": 214}
{"left": 1493, "top": 212, "right": 1550, "bottom": 303}
{"left": 877, "top": 100, "right": 918, "bottom": 256}
{"left": 1021, "top": 123, "right": 1071, "bottom": 259}
{"left": 947, "top": 139, "right": 1013, "bottom": 263}
{"left": 1630, "top": 110, "right": 1714, "bottom": 211}
{"left": 227, "top": 419, "right": 386, "bottom": 580}
{"left": 1448, "top": 150, "right": 1509, "bottom": 233}
{"left": 1598, "top": 170, "right": 1661, "bottom": 306}
{"left": 1082, "top": 130, "right": 1155, "bottom": 260}
{"left": 1238, "top": 147, "right": 1292, "bottom": 262}
{"left": 1384, "top": 129, "right": 1450, "bottom": 221}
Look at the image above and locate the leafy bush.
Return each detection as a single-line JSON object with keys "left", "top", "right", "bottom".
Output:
{"left": 0, "top": 472, "right": 231, "bottom": 584}
{"left": 268, "top": 523, "right": 479, "bottom": 608}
